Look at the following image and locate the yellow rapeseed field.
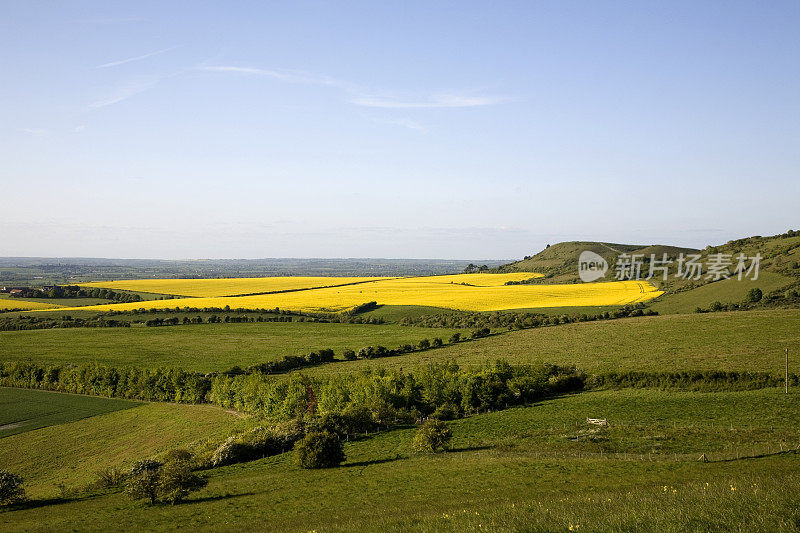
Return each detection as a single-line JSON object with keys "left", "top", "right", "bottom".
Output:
{"left": 0, "top": 298, "right": 63, "bottom": 311}
{"left": 76, "top": 276, "right": 391, "bottom": 298}
{"left": 56, "top": 274, "right": 662, "bottom": 313}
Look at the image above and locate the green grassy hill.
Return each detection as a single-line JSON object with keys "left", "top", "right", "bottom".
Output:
{"left": 296, "top": 308, "right": 800, "bottom": 377}
{"left": 0, "top": 322, "right": 462, "bottom": 372}
{"left": 494, "top": 231, "right": 800, "bottom": 314}
{"left": 496, "top": 241, "right": 699, "bottom": 283}
{"left": 0, "top": 387, "right": 138, "bottom": 437}
{"left": 0, "top": 389, "right": 245, "bottom": 497}
{"left": 2, "top": 388, "right": 798, "bottom": 531}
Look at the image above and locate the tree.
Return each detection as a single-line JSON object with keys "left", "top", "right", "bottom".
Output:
{"left": 412, "top": 418, "right": 453, "bottom": 453}
{"left": 0, "top": 470, "right": 26, "bottom": 506}
{"left": 126, "top": 460, "right": 162, "bottom": 505}
{"left": 747, "top": 287, "right": 763, "bottom": 303}
{"left": 294, "top": 430, "right": 345, "bottom": 468}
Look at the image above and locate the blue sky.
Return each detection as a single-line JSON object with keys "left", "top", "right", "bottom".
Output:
{"left": 1, "top": 1, "right": 798, "bottom": 259}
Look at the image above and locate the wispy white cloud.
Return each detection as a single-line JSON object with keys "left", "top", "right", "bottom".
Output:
{"left": 77, "top": 16, "right": 147, "bottom": 24}
{"left": 87, "top": 78, "right": 159, "bottom": 109}
{"left": 374, "top": 118, "right": 428, "bottom": 132}
{"left": 196, "top": 65, "right": 503, "bottom": 110}
{"left": 19, "top": 128, "right": 48, "bottom": 136}
{"left": 351, "top": 94, "right": 504, "bottom": 109}
{"left": 194, "top": 65, "right": 356, "bottom": 91}
{"left": 95, "top": 45, "right": 181, "bottom": 68}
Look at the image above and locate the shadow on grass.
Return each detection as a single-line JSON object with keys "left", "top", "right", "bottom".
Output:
{"left": 447, "top": 445, "right": 492, "bottom": 453}
{"left": 345, "top": 457, "right": 403, "bottom": 468}
{"left": 709, "top": 448, "right": 798, "bottom": 463}
{"left": 0, "top": 495, "right": 83, "bottom": 512}
{"left": 345, "top": 445, "right": 494, "bottom": 468}
{"left": 182, "top": 492, "right": 256, "bottom": 505}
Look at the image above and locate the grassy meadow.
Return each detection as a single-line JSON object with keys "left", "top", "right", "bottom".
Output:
{"left": 0, "top": 321, "right": 463, "bottom": 371}
{"left": 295, "top": 308, "right": 800, "bottom": 377}
{"left": 2, "top": 388, "right": 798, "bottom": 531}
{"left": 0, "top": 390, "right": 246, "bottom": 497}
{"left": 0, "top": 387, "right": 138, "bottom": 437}
{"left": 2, "top": 236, "right": 799, "bottom": 531}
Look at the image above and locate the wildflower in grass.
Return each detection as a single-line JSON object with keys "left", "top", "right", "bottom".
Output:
{"left": 730, "top": 485, "right": 736, "bottom": 492}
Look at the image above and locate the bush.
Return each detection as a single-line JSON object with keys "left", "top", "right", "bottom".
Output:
{"left": 158, "top": 459, "right": 207, "bottom": 504}
{"left": 747, "top": 287, "right": 763, "bottom": 303}
{"left": 126, "top": 456, "right": 206, "bottom": 505}
{"left": 412, "top": 419, "right": 453, "bottom": 453}
{"left": 432, "top": 338, "right": 443, "bottom": 347}
{"left": 90, "top": 467, "right": 126, "bottom": 489}
{"left": 0, "top": 470, "right": 26, "bottom": 506}
{"left": 418, "top": 338, "right": 431, "bottom": 349}
{"left": 294, "top": 430, "right": 345, "bottom": 468}
{"left": 431, "top": 403, "right": 459, "bottom": 421}
{"left": 163, "top": 448, "right": 193, "bottom": 465}
{"left": 126, "top": 460, "right": 163, "bottom": 505}
{"left": 210, "top": 437, "right": 252, "bottom": 467}
{"left": 343, "top": 349, "right": 357, "bottom": 361}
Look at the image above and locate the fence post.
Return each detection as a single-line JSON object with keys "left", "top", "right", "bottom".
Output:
{"left": 786, "top": 348, "right": 790, "bottom": 394}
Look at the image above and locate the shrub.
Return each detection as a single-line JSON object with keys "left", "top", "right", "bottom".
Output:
{"left": 126, "top": 460, "right": 163, "bottom": 505}
{"left": 163, "top": 448, "right": 193, "bottom": 465}
{"left": 126, "top": 456, "right": 206, "bottom": 505}
{"left": 747, "top": 287, "right": 763, "bottom": 303}
{"left": 412, "top": 418, "right": 453, "bottom": 453}
{"left": 418, "top": 338, "right": 431, "bottom": 349}
{"left": 0, "top": 470, "right": 26, "bottom": 506}
{"left": 343, "top": 349, "right": 357, "bottom": 361}
{"left": 90, "top": 467, "right": 126, "bottom": 489}
{"left": 431, "top": 338, "right": 443, "bottom": 347}
{"left": 294, "top": 430, "right": 345, "bottom": 468}
{"left": 431, "top": 403, "right": 459, "bottom": 421}
{"left": 158, "top": 459, "right": 207, "bottom": 504}
{"left": 340, "top": 405, "right": 377, "bottom": 434}
{"left": 448, "top": 332, "right": 461, "bottom": 343}
{"left": 210, "top": 437, "right": 252, "bottom": 467}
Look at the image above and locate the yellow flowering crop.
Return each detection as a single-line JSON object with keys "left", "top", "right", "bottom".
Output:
{"left": 0, "top": 298, "right": 63, "bottom": 311}
{"left": 55, "top": 273, "right": 662, "bottom": 313}
{"left": 75, "top": 276, "right": 392, "bottom": 297}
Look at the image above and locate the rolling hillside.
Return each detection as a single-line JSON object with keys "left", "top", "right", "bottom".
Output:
{"left": 496, "top": 231, "right": 800, "bottom": 314}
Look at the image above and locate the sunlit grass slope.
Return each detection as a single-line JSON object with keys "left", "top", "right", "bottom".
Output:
{"left": 0, "top": 391, "right": 244, "bottom": 497}
{"left": 0, "top": 322, "right": 463, "bottom": 372}
{"left": 2, "top": 389, "right": 798, "bottom": 531}
{"left": 0, "top": 387, "right": 138, "bottom": 437}
{"left": 298, "top": 308, "right": 800, "bottom": 377}
{"left": 55, "top": 277, "right": 661, "bottom": 313}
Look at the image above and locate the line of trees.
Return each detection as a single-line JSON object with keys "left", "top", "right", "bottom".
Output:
{"left": 398, "top": 304, "right": 657, "bottom": 329}
{"left": 0, "top": 360, "right": 584, "bottom": 419}
{"left": 8, "top": 286, "right": 143, "bottom": 303}
{"left": 0, "top": 316, "right": 131, "bottom": 331}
